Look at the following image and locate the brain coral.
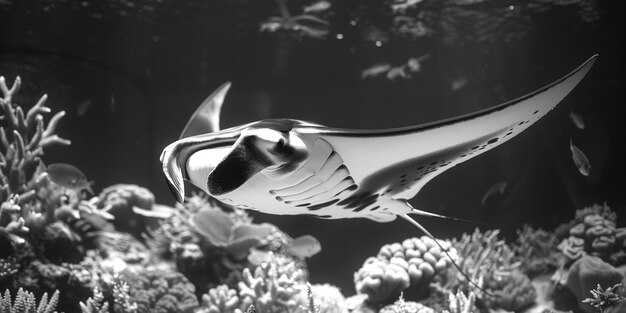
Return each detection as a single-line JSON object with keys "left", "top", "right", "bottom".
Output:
{"left": 559, "top": 212, "right": 626, "bottom": 266}
{"left": 484, "top": 269, "right": 536, "bottom": 311}
{"left": 377, "top": 236, "right": 456, "bottom": 299}
{"left": 354, "top": 257, "right": 410, "bottom": 305}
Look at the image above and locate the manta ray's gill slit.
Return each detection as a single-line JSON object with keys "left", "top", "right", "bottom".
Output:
{"left": 308, "top": 198, "right": 341, "bottom": 211}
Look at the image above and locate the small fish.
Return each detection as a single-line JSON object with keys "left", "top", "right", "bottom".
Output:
{"left": 570, "top": 139, "right": 591, "bottom": 176}
{"left": 76, "top": 99, "right": 92, "bottom": 117}
{"left": 391, "top": 0, "right": 424, "bottom": 13}
{"left": 480, "top": 182, "right": 507, "bottom": 206}
{"left": 131, "top": 204, "right": 175, "bottom": 219}
{"left": 287, "top": 235, "right": 321, "bottom": 258}
{"left": 110, "top": 94, "right": 117, "bottom": 113}
{"left": 569, "top": 111, "right": 585, "bottom": 130}
{"left": 45, "top": 163, "right": 94, "bottom": 194}
{"left": 386, "top": 66, "right": 410, "bottom": 81}
{"left": 303, "top": 0, "right": 331, "bottom": 13}
{"left": 361, "top": 63, "right": 392, "bottom": 79}
{"left": 451, "top": 76, "right": 468, "bottom": 91}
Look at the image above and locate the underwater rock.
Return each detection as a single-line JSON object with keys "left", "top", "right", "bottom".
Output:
{"left": 379, "top": 299, "right": 435, "bottom": 313}
{"left": 565, "top": 255, "right": 625, "bottom": 313}
{"left": 37, "top": 221, "right": 85, "bottom": 264}
{"left": 354, "top": 257, "right": 410, "bottom": 305}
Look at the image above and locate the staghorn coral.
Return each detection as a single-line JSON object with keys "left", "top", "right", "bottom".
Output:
{"left": 565, "top": 255, "right": 624, "bottom": 313}
{"left": 354, "top": 257, "right": 410, "bottom": 305}
{"left": 0, "top": 75, "right": 70, "bottom": 238}
{"left": 377, "top": 236, "right": 456, "bottom": 299}
{"left": 446, "top": 228, "right": 526, "bottom": 309}
{"left": 199, "top": 284, "right": 243, "bottom": 313}
{"left": 582, "top": 283, "right": 625, "bottom": 313}
{"left": 0, "top": 287, "right": 59, "bottom": 313}
{"left": 515, "top": 224, "right": 560, "bottom": 277}
{"left": 79, "top": 286, "right": 110, "bottom": 313}
{"left": 237, "top": 253, "right": 307, "bottom": 313}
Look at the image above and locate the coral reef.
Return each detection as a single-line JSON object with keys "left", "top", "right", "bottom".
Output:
{"left": 354, "top": 236, "right": 456, "bottom": 306}
{"left": 0, "top": 288, "right": 59, "bottom": 313}
{"left": 582, "top": 283, "right": 625, "bottom": 313}
{"left": 565, "top": 255, "right": 625, "bottom": 313}
{"left": 354, "top": 257, "right": 410, "bottom": 305}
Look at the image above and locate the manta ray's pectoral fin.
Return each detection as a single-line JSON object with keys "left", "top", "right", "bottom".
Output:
{"left": 160, "top": 143, "right": 187, "bottom": 203}
{"left": 180, "top": 82, "right": 232, "bottom": 139}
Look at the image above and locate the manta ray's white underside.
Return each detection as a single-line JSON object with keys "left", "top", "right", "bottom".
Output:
{"left": 161, "top": 55, "right": 597, "bottom": 223}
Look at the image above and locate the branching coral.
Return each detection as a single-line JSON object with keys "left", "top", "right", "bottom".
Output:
{"left": 199, "top": 284, "right": 243, "bottom": 313}
{"left": 515, "top": 224, "right": 560, "bottom": 277}
{"left": 79, "top": 287, "right": 110, "bottom": 313}
{"left": 0, "top": 287, "right": 59, "bottom": 313}
{"left": 238, "top": 253, "right": 307, "bottom": 313}
{"left": 446, "top": 228, "right": 529, "bottom": 310}
{"left": 582, "top": 283, "right": 625, "bottom": 313}
{"left": 0, "top": 75, "right": 69, "bottom": 236}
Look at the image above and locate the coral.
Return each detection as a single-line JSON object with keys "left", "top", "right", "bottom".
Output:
{"left": 574, "top": 203, "right": 617, "bottom": 224}
{"left": 377, "top": 236, "right": 456, "bottom": 299}
{"left": 79, "top": 287, "right": 110, "bottom": 313}
{"left": 96, "top": 184, "right": 155, "bottom": 236}
{"left": 443, "top": 290, "right": 476, "bottom": 313}
{"left": 558, "top": 236, "right": 586, "bottom": 265}
{"left": 306, "top": 283, "right": 346, "bottom": 313}
{"left": 112, "top": 276, "right": 138, "bottom": 313}
{"left": 378, "top": 295, "right": 435, "bottom": 313}
{"left": 237, "top": 253, "right": 306, "bottom": 313}
{"left": 483, "top": 269, "right": 536, "bottom": 311}
{"left": 558, "top": 205, "right": 626, "bottom": 266}
{"left": 199, "top": 284, "right": 243, "bottom": 313}
{"left": 565, "top": 255, "right": 625, "bottom": 313}
{"left": 447, "top": 228, "right": 520, "bottom": 296}
{"left": 118, "top": 269, "right": 198, "bottom": 313}
{"left": 0, "top": 257, "right": 19, "bottom": 281}
{"left": 354, "top": 257, "right": 410, "bottom": 305}
{"left": 515, "top": 224, "right": 560, "bottom": 277}
{"left": 582, "top": 283, "right": 625, "bottom": 313}
{"left": 0, "top": 288, "right": 59, "bottom": 313}
{"left": 190, "top": 207, "right": 275, "bottom": 260}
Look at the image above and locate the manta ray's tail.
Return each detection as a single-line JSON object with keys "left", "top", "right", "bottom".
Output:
{"left": 400, "top": 211, "right": 494, "bottom": 298}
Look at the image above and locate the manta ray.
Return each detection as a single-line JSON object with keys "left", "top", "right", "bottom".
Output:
{"left": 160, "top": 55, "right": 596, "bottom": 288}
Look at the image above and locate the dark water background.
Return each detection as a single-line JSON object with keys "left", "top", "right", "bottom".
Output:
{"left": 1, "top": 0, "right": 625, "bottom": 294}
